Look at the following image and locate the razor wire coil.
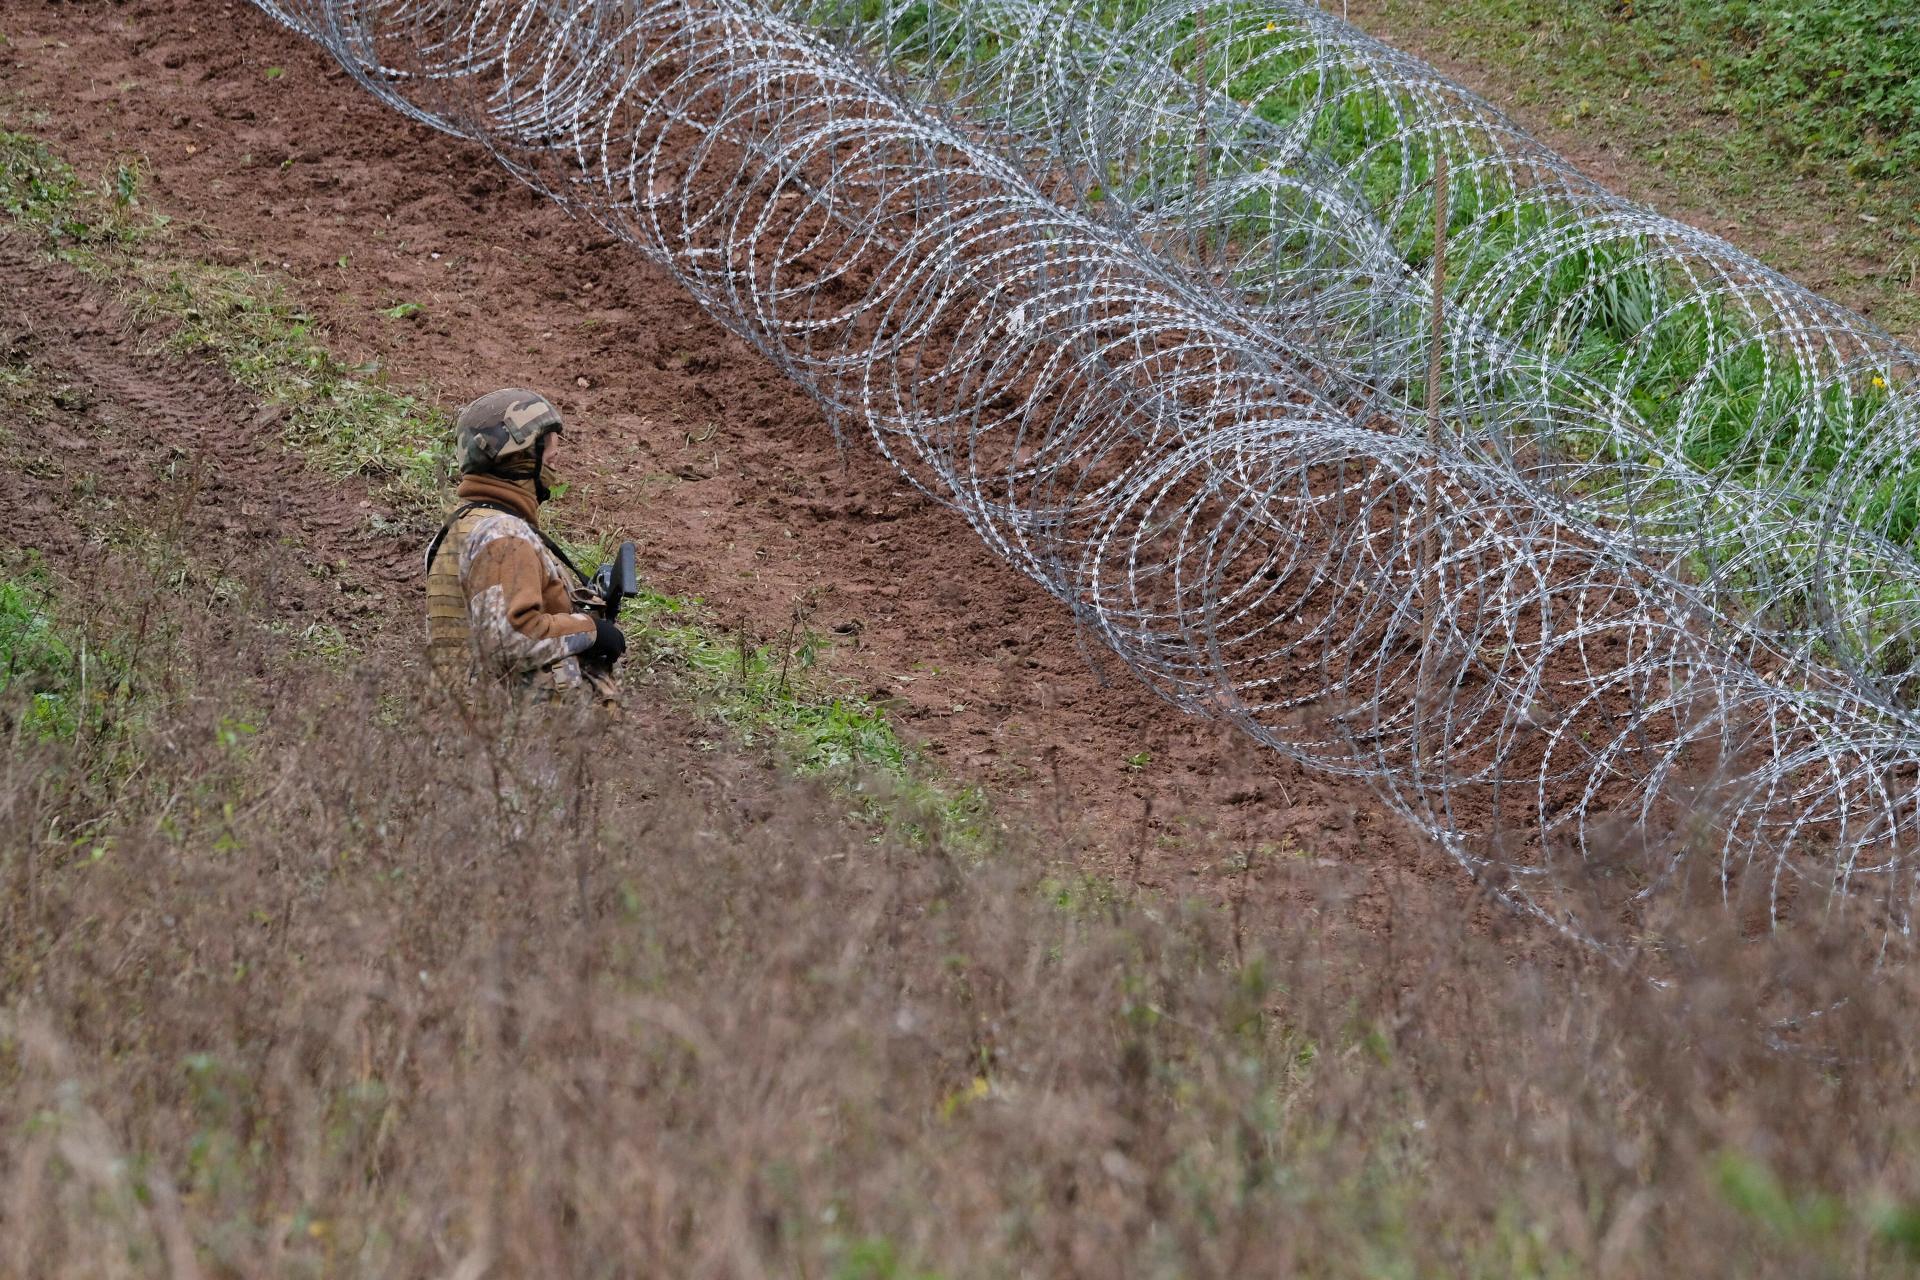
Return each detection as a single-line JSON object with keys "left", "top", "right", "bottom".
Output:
{"left": 248, "top": 0, "right": 1920, "bottom": 954}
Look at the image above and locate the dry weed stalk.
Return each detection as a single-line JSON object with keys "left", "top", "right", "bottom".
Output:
{"left": 2, "top": 547, "right": 1919, "bottom": 1277}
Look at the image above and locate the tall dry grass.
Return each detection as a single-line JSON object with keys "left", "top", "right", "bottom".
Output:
{"left": 3, "top": 544, "right": 1920, "bottom": 1279}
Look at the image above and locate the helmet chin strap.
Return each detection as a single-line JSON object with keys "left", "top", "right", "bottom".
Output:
{"left": 533, "top": 433, "right": 552, "bottom": 504}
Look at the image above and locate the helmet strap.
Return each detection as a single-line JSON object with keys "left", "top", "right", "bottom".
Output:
{"left": 533, "top": 434, "right": 552, "bottom": 505}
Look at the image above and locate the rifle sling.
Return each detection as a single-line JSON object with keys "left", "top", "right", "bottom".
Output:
{"left": 423, "top": 500, "right": 589, "bottom": 587}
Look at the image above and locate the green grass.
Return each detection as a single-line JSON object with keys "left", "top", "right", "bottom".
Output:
{"left": 822, "top": 0, "right": 1905, "bottom": 472}
{"left": 806, "top": 0, "right": 1920, "bottom": 677}
{"left": 0, "top": 130, "right": 450, "bottom": 512}
{"left": 1366, "top": 0, "right": 1920, "bottom": 337}
{"left": 127, "top": 263, "right": 448, "bottom": 499}
{"left": 622, "top": 586, "right": 991, "bottom": 846}
{"left": 0, "top": 129, "right": 150, "bottom": 248}
{"left": 1148, "top": 6, "right": 1906, "bottom": 495}
{"left": 0, "top": 567, "right": 79, "bottom": 739}
{"left": 1636, "top": 0, "right": 1920, "bottom": 183}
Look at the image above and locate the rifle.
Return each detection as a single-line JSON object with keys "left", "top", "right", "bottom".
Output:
{"left": 589, "top": 540, "right": 639, "bottom": 622}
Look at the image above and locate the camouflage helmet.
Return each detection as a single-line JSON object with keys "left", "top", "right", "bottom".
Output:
{"left": 454, "top": 388, "right": 564, "bottom": 477}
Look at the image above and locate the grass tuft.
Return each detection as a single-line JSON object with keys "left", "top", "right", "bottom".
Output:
{"left": 125, "top": 262, "right": 449, "bottom": 500}
{"left": 0, "top": 567, "right": 77, "bottom": 739}
{"left": 623, "top": 586, "right": 991, "bottom": 845}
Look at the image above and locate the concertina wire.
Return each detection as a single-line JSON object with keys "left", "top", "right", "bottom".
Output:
{"left": 247, "top": 0, "right": 1920, "bottom": 957}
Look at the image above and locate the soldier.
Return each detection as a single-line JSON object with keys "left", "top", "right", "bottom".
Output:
{"left": 423, "top": 388, "right": 626, "bottom": 703}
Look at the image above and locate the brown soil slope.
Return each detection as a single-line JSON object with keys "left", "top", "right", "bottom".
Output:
{"left": 0, "top": 0, "right": 1503, "bottom": 926}
{"left": 0, "top": 233, "right": 794, "bottom": 825}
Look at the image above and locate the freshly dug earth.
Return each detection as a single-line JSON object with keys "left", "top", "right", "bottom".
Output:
{"left": 0, "top": 236, "right": 743, "bottom": 786}
{"left": 0, "top": 1, "right": 1500, "bottom": 931}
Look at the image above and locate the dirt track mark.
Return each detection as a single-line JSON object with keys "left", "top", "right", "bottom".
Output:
{"left": 0, "top": 236, "right": 414, "bottom": 642}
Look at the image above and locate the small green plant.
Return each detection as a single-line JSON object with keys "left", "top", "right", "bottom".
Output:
{"left": 0, "top": 570, "right": 76, "bottom": 738}
{"left": 381, "top": 300, "right": 423, "bottom": 320}
{"left": 1714, "top": 1151, "right": 1846, "bottom": 1243}
{"left": 1871, "top": 1199, "right": 1920, "bottom": 1262}
{"left": 0, "top": 131, "right": 155, "bottom": 249}
{"left": 827, "top": 1236, "right": 944, "bottom": 1280}
{"left": 0, "top": 561, "right": 149, "bottom": 755}
{"left": 292, "top": 622, "right": 352, "bottom": 668}
{"left": 550, "top": 527, "right": 614, "bottom": 577}
{"left": 110, "top": 162, "right": 139, "bottom": 210}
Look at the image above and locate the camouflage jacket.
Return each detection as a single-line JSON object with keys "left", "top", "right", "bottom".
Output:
{"left": 426, "top": 476, "right": 599, "bottom": 697}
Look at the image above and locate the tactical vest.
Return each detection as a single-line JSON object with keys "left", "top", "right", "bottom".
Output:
{"left": 424, "top": 503, "right": 503, "bottom": 686}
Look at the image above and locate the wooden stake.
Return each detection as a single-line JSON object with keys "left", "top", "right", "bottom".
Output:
{"left": 1423, "top": 145, "right": 1451, "bottom": 616}
{"left": 1413, "top": 147, "right": 1454, "bottom": 785}
{"left": 1193, "top": 7, "right": 1210, "bottom": 264}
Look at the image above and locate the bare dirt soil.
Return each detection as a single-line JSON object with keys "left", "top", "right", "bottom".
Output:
{"left": 0, "top": 243, "right": 412, "bottom": 629}
{"left": 0, "top": 232, "right": 798, "bottom": 834}
{"left": 0, "top": 0, "right": 1507, "bottom": 933}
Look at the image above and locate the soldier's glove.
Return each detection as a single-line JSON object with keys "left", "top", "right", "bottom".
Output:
{"left": 581, "top": 616, "right": 628, "bottom": 666}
